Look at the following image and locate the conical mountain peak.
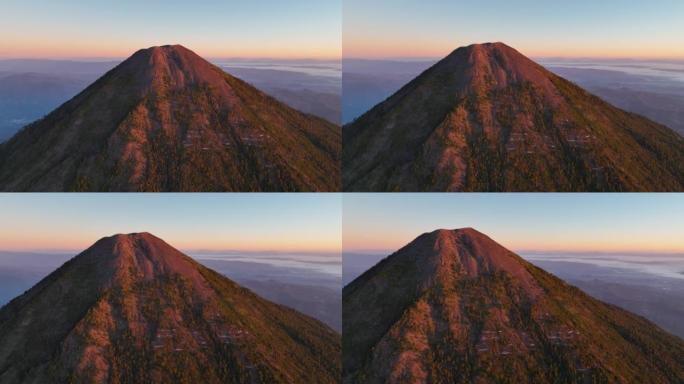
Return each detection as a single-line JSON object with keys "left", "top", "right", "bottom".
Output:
{"left": 104, "top": 44, "right": 229, "bottom": 94}
{"left": 445, "top": 41, "right": 523, "bottom": 63}
{"left": 451, "top": 41, "right": 524, "bottom": 58}
{"left": 106, "top": 231, "right": 162, "bottom": 243}
{"left": 97, "top": 231, "right": 174, "bottom": 252}
{"left": 74, "top": 232, "right": 207, "bottom": 287}
{"left": 343, "top": 42, "right": 684, "bottom": 192}
{"left": 424, "top": 41, "right": 558, "bottom": 98}
{"left": 423, "top": 227, "right": 485, "bottom": 240}
{"left": 0, "top": 233, "right": 341, "bottom": 383}
{"left": 0, "top": 44, "right": 341, "bottom": 192}
{"left": 396, "top": 227, "right": 533, "bottom": 283}
{"left": 145, "top": 44, "right": 193, "bottom": 53}
{"left": 343, "top": 229, "right": 684, "bottom": 383}
{"left": 427, "top": 227, "right": 504, "bottom": 251}
{"left": 132, "top": 44, "right": 198, "bottom": 60}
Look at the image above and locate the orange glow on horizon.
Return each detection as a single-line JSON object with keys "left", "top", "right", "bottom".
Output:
{"left": 343, "top": 39, "right": 684, "bottom": 60}
{"left": 343, "top": 233, "right": 684, "bottom": 255}
{"left": 0, "top": 41, "right": 342, "bottom": 60}
{"left": 0, "top": 233, "right": 341, "bottom": 254}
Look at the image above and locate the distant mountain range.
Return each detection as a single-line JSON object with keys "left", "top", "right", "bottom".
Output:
{"left": 343, "top": 43, "right": 684, "bottom": 191}
{"left": 0, "top": 45, "right": 340, "bottom": 191}
{"left": 0, "top": 233, "right": 340, "bottom": 383}
{"left": 343, "top": 228, "right": 684, "bottom": 383}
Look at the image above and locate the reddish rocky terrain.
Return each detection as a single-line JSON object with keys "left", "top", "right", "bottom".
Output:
{"left": 343, "top": 228, "right": 684, "bottom": 383}
{"left": 343, "top": 43, "right": 684, "bottom": 191}
{"left": 0, "top": 233, "right": 340, "bottom": 383}
{"left": 0, "top": 45, "right": 340, "bottom": 191}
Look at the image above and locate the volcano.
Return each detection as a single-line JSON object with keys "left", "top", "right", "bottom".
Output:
{"left": 0, "top": 45, "right": 340, "bottom": 191}
{"left": 342, "top": 42, "right": 684, "bottom": 191}
{"left": 0, "top": 233, "right": 340, "bottom": 383}
{"left": 343, "top": 228, "right": 684, "bottom": 383}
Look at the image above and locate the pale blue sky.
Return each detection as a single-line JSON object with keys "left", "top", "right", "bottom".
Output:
{"left": 343, "top": 194, "right": 684, "bottom": 253}
{"left": 2, "top": 194, "right": 683, "bottom": 254}
{"left": 0, "top": 0, "right": 341, "bottom": 59}
{"left": 344, "top": 0, "right": 684, "bottom": 59}
{"left": 0, "top": 194, "right": 342, "bottom": 252}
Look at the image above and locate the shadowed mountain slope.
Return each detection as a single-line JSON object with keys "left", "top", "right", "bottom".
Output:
{"left": 343, "top": 43, "right": 684, "bottom": 191}
{"left": 0, "top": 233, "right": 340, "bottom": 384}
{"left": 0, "top": 45, "right": 340, "bottom": 191}
{"left": 343, "top": 228, "right": 684, "bottom": 383}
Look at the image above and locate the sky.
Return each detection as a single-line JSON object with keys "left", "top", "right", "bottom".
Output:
{"left": 0, "top": 0, "right": 341, "bottom": 59}
{"left": 0, "top": 194, "right": 341, "bottom": 252}
{"left": 343, "top": 194, "right": 684, "bottom": 254}
{"left": 2, "top": 193, "right": 683, "bottom": 255}
{"left": 344, "top": 0, "right": 684, "bottom": 59}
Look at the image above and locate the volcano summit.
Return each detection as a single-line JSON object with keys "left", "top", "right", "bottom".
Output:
{"left": 343, "top": 228, "right": 684, "bottom": 383}
{"left": 0, "top": 45, "right": 341, "bottom": 192}
{"left": 0, "top": 233, "right": 341, "bottom": 383}
{"left": 343, "top": 43, "right": 684, "bottom": 192}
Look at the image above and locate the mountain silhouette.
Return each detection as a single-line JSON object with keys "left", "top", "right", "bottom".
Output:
{"left": 343, "top": 42, "right": 684, "bottom": 191}
{"left": 343, "top": 228, "right": 684, "bottom": 383}
{"left": 0, "top": 45, "right": 340, "bottom": 191}
{"left": 0, "top": 233, "right": 340, "bottom": 383}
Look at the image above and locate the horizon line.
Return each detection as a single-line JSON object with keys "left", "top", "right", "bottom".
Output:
{"left": 343, "top": 248, "right": 684, "bottom": 256}
{"left": 0, "top": 54, "right": 342, "bottom": 62}
{"left": 342, "top": 55, "right": 684, "bottom": 62}
{"left": 4, "top": 54, "right": 682, "bottom": 62}
{"left": 0, "top": 247, "right": 342, "bottom": 255}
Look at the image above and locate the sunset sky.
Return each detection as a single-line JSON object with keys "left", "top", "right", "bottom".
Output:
{"left": 343, "top": 194, "right": 684, "bottom": 254}
{"left": 0, "top": 194, "right": 341, "bottom": 252}
{"left": 3, "top": 1, "right": 680, "bottom": 60}
{"left": 2, "top": 194, "right": 683, "bottom": 255}
{"left": 344, "top": 0, "right": 684, "bottom": 59}
{"left": 0, "top": 0, "right": 341, "bottom": 59}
